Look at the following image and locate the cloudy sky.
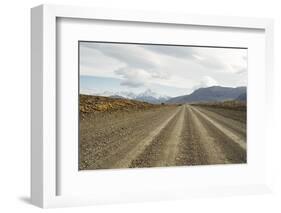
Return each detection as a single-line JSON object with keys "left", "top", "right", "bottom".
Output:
{"left": 79, "top": 42, "right": 247, "bottom": 97}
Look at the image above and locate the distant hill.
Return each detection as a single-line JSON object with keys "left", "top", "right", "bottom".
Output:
{"left": 166, "top": 86, "right": 246, "bottom": 104}
{"left": 235, "top": 92, "right": 247, "bottom": 101}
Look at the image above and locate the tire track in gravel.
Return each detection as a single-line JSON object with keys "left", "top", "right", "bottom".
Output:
{"left": 129, "top": 106, "right": 185, "bottom": 168}
{"left": 80, "top": 106, "right": 181, "bottom": 170}
{"left": 175, "top": 106, "right": 214, "bottom": 166}
{"left": 112, "top": 107, "right": 182, "bottom": 168}
{"left": 187, "top": 106, "right": 230, "bottom": 164}
{"left": 195, "top": 106, "right": 246, "bottom": 139}
{"left": 189, "top": 106, "right": 246, "bottom": 163}
{"left": 80, "top": 103, "right": 247, "bottom": 170}
{"left": 198, "top": 106, "right": 246, "bottom": 123}
{"left": 190, "top": 106, "right": 246, "bottom": 150}
{"left": 159, "top": 106, "right": 185, "bottom": 166}
{"left": 79, "top": 106, "right": 179, "bottom": 170}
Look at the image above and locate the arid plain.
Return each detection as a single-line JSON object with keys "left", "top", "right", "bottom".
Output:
{"left": 79, "top": 95, "right": 246, "bottom": 170}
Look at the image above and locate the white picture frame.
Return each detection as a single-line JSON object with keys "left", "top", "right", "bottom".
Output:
{"left": 31, "top": 4, "right": 274, "bottom": 208}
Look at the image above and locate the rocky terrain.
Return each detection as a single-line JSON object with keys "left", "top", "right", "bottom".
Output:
{"left": 79, "top": 95, "right": 247, "bottom": 170}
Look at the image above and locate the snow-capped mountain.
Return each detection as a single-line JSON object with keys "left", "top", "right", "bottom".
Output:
{"left": 82, "top": 89, "right": 170, "bottom": 104}
{"left": 134, "top": 89, "right": 170, "bottom": 104}
{"left": 100, "top": 91, "right": 137, "bottom": 99}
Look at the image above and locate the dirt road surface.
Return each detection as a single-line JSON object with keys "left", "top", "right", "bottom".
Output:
{"left": 79, "top": 104, "right": 246, "bottom": 170}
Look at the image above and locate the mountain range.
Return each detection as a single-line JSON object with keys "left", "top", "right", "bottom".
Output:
{"left": 86, "top": 89, "right": 171, "bottom": 104}
{"left": 166, "top": 86, "right": 246, "bottom": 104}
{"left": 83, "top": 86, "right": 246, "bottom": 104}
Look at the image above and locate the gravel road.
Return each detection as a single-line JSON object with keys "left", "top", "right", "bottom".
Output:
{"left": 79, "top": 104, "right": 246, "bottom": 170}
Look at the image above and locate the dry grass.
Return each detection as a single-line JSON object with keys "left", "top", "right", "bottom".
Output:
{"left": 80, "top": 95, "right": 162, "bottom": 114}
{"left": 191, "top": 100, "right": 246, "bottom": 111}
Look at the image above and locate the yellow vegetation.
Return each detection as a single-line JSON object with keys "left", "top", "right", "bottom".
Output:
{"left": 79, "top": 95, "right": 162, "bottom": 113}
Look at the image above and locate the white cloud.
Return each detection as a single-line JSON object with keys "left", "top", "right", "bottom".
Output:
{"left": 192, "top": 76, "right": 218, "bottom": 91}
{"left": 193, "top": 48, "right": 247, "bottom": 73}
{"left": 196, "top": 54, "right": 228, "bottom": 70}
{"left": 202, "top": 76, "right": 219, "bottom": 87}
{"left": 142, "top": 45, "right": 195, "bottom": 58}
{"left": 80, "top": 42, "right": 248, "bottom": 94}
{"left": 81, "top": 42, "right": 159, "bottom": 69}
{"left": 114, "top": 67, "right": 150, "bottom": 88}
{"left": 143, "top": 45, "right": 236, "bottom": 72}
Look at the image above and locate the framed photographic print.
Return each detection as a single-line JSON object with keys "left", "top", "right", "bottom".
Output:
{"left": 78, "top": 41, "right": 247, "bottom": 170}
{"left": 31, "top": 4, "right": 274, "bottom": 208}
